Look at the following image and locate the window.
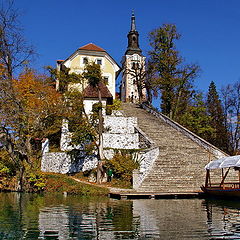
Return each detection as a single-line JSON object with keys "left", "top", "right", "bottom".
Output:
{"left": 132, "top": 61, "right": 139, "bottom": 70}
{"left": 103, "top": 76, "right": 109, "bottom": 85}
{"left": 96, "top": 59, "right": 102, "bottom": 65}
{"left": 83, "top": 57, "right": 88, "bottom": 64}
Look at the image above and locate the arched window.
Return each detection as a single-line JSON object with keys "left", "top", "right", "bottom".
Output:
{"left": 83, "top": 57, "right": 88, "bottom": 64}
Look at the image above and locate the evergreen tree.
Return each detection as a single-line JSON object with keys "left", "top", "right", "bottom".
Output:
{"left": 206, "top": 81, "right": 229, "bottom": 152}
{"left": 178, "top": 92, "right": 214, "bottom": 139}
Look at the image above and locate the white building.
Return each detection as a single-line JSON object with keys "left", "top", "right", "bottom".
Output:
{"left": 56, "top": 43, "right": 121, "bottom": 114}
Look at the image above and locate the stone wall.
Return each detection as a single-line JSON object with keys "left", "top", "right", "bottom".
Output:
{"left": 41, "top": 114, "right": 146, "bottom": 174}
{"left": 103, "top": 133, "right": 139, "bottom": 149}
{"left": 104, "top": 116, "right": 137, "bottom": 134}
{"left": 60, "top": 120, "right": 73, "bottom": 151}
{"left": 133, "top": 147, "right": 159, "bottom": 189}
{"left": 41, "top": 152, "right": 98, "bottom": 174}
{"left": 103, "top": 116, "right": 139, "bottom": 149}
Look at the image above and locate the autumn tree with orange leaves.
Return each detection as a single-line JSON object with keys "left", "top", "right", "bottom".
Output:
{"left": 0, "top": 68, "right": 64, "bottom": 190}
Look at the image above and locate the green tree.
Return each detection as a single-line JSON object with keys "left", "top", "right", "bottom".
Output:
{"left": 206, "top": 81, "right": 229, "bottom": 152}
{"left": 50, "top": 62, "right": 108, "bottom": 183}
{"left": 178, "top": 92, "right": 214, "bottom": 139}
{"left": 83, "top": 62, "right": 104, "bottom": 183}
{"left": 105, "top": 151, "right": 139, "bottom": 183}
{"left": 148, "top": 24, "right": 199, "bottom": 119}
{"left": 46, "top": 66, "right": 97, "bottom": 150}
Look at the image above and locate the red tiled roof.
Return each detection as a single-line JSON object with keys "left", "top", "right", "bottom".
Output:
{"left": 83, "top": 82, "right": 112, "bottom": 98}
{"left": 79, "top": 43, "right": 105, "bottom": 52}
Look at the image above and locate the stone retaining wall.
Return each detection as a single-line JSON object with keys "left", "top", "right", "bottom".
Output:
{"left": 133, "top": 147, "right": 159, "bottom": 189}
{"left": 41, "top": 152, "right": 98, "bottom": 174}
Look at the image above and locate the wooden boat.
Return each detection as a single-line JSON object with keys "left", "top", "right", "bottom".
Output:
{"left": 201, "top": 155, "right": 240, "bottom": 198}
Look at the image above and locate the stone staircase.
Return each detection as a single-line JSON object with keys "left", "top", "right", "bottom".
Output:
{"left": 122, "top": 103, "right": 227, "bottom": 193}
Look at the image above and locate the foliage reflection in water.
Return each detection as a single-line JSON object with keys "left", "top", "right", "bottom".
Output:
{"left": 1, "top": 193, "right": 240, "bottom": 239}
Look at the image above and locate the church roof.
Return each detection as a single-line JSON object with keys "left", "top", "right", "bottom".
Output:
{"left": 79, "top": 43, "right": 106, "bottom": 52}
{"left": 83, "top": 82, "right": 113, "bottom": 99}
{"left": 57, "top": 43, "right": 121, "bottom": 76}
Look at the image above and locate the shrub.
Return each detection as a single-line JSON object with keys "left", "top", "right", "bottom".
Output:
{"left": 105, "top": 151, "right": 139, "bottom": 182}
{"left": 0, "top": 150, "right": 16, "bottom": 176}
{"left": 26, "top": 172, "right": 46, "bottom": 192}
{"left": 106, "top": 99, "right": 121, "bottom": 115}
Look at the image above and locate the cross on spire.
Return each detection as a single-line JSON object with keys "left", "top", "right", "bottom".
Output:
{"left": 131, "top": 10, "right": 136, "bottom": 31}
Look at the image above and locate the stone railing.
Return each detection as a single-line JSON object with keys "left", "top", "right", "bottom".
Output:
{"left": 133, "top": 146, "right": 159, "bottom": 189}
{"left": 135, "top": 126, "right": 153, "bottom": 149}
{"left": 141, "top": 103, "right": 228, "bottom": 158}
{"left": 132, "top": 124, "right": 160, "bottom": 190}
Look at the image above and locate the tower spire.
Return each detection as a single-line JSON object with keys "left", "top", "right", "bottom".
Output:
{"left": 125, "top": 11, "right": 142, "bottom": 55}
{"left": 131, "top": 10, "right": 136, "bottom": 31}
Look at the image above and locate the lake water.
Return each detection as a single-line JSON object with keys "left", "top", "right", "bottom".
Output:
{"left": 1, "top": 193, "right": 240, "bottom": 239}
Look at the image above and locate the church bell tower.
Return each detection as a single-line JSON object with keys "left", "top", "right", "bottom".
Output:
{"left": 121, "top": 12, "right": 146, "bottom": 103}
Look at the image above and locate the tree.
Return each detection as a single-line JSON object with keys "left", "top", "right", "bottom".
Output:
{"left": 46, "top": 66, "right": 96, "bottom": 146}
{"left": 206, "top": 81, "right": 229, "bottom": 152}
{"left": 0, "top": 0, "right": 34, "bottom": 78}
{"left": 0, "top": 68, "right": 64, "bottom": 190}
{"left": 148, "top": 24, "right": 200, "bottom": 119}
{"left": 83, "top": 62, "right": 105, "bottom": 183}
{"left": 144, "top": 61, "right": 157, "bottom": 104}
{"left": 0, "top": 1, "right": 36, "bottom": 190}
{"left": 178, "top": 92, "right": 214, "bottom": 139}
{"left": 221, "top": 81, "right": 240, "bottom": 154}
{"left": 48, "top": 63, "right": 106, "bottom": 183}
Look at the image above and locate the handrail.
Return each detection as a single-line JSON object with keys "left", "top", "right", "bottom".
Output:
{"left": 141, "top": 103, "right": 228, "bottom": 159}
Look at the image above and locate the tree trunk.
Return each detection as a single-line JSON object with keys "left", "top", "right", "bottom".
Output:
{"left": 96, "top": 86, "right": 104, "bottom": 183}
{"left": 26, "top": 135, "right": 32, "bottom": 159}
{"left": 17, "top": 165, "right": 25, "bottom": 192}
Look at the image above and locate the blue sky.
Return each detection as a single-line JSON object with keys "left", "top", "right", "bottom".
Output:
{"left": 14, "top": 0, "right": 240, "bottom": 94}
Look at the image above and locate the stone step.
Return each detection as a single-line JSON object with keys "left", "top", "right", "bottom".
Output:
{"left": 121, "top": 103, "right": 223, "bottom": 193}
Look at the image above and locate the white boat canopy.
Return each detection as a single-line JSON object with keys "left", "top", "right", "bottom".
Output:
{"left": 205, "top": 155, "right": 240, "bottom": 170}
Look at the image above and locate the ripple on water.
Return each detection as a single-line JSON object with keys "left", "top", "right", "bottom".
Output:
{"left": 2, "top": 193, "right": 240, "bottom": 239}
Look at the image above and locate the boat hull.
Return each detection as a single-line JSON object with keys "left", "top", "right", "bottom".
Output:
{"left": 201, "top": 186, "right": 240, "bottom": 198}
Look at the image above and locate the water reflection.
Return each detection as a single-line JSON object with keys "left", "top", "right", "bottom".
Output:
{"left": 1, "top": 193, "right": 240, "bottom": 239}
{"left": 204, "top": 199, "right": 240, "bottom": 239}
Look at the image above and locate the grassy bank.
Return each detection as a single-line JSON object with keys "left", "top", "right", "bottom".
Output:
{"left": 0, "top": 173, "right": 109, "bottom": 196}
{"left": 44, "top": 173, "right": 109, "bottom": 196}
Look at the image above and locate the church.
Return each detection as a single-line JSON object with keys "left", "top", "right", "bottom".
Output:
{"left": 55, "top": 12, "right": 146, "bottom": 112}
{"left": 41, "top": 13, "right": 228, "bottom": 193}
{"left": 41, "top": 13, "right": 149, "bottom": 175}
{"left": 120, "top": 12, "right": 146, "bottom": 103}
